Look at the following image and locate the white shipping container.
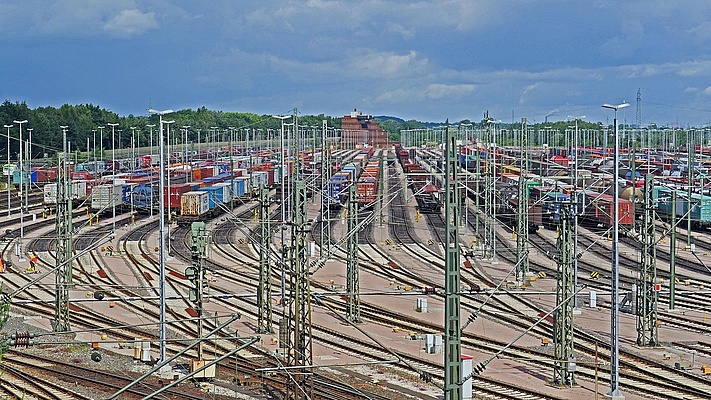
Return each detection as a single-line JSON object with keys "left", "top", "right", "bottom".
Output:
{"left": 181, "top": 191, "right": 210, "bottom": 216}
{"left": 43, "top": 183, "right": 57, "bottom": 204}
{"left": 213, "top": 182, "right": 233, "bottom": 202}
{"left": 72, "top": 180, "right": 89, "bottom": 200}
{"left": 251, "top": 170, "right": 268, "bottom": 189}
{"left": 44, "top": 181, "right": 89, "bottom": 204}
{"left": 92, "top": 183, "right": 123, "bottom": 211}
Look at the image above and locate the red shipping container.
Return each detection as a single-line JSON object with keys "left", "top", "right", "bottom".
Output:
{"left": 164, "top": 183, "right": 192, "bottom": 210}
{"left": 588, "top": 193, "right": 633, "bottom": 227}
{"left": 201, "top": 167, "right": 214, "bottom": 179}
{"left": 357, "top": 179, "right": 377, "bottom": 204}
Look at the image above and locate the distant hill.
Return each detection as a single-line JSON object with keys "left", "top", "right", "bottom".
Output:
{"left": 375, "top": 115, "right": 405, "bottom": 124}
{"left": 375, "top": 115, "right": 443, "bottom": 128}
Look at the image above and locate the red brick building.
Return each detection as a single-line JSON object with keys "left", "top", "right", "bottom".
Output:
{"left": 340, "top": 109, "right": 389, "bottom": 148}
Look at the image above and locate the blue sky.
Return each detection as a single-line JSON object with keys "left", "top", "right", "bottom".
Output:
{"left": 3, "top": 1, "right": 711, "bottom": 126}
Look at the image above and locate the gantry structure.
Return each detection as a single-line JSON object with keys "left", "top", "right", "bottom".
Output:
{"left": 443, "top": 125, "right": 462, "bottom": 400}
{"left": 637, "top": 173, "right": 658, "bottom": 346}
{"left": 553, "top": 202, "right": 575, "bottom": 386}
{"left": 54, "top": 126, "right": 73, "bottom": 332}
{"left": 257, "top": 186, "right": 273, "bottom": 333}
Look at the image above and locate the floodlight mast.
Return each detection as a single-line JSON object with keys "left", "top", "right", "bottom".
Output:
{"left": 567, "top": 115, "right": 585, "bottom": 310}
{"left": 13, "top": 119, "right": 28, "bottom": 261}
{"left": 601, "top": 101, "right": 629, "bottom": 400}
{"left": 148, "top": 108, "right": 174, "bottom": 363}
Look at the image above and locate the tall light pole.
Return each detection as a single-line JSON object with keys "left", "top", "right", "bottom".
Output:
{"left": 273, "top": 114, "right": 291, "bottom": 303}
{"left": 196, "top": 128, "right": 201, "bottom": 159}
{"left": 210, "top": 127, "right": 218, "bottom": 160}
{"left": 26, "top": 127, "right": 32, "bottom": 218}
{"left": 107, "top": 122, "right": 119, "bottom": 234}
{"left": 567, "top": 115, "right": 585, "bottom": 311}
{"left": 148, "top": 108, "right": 174, "bottom": 364}
{"left": 164, "top": 120, "right": 175, "bottom": 256}
{"left": 4, "top": 124, "right": 13, "bottom": 217}
{"left": 146, "top": 124, "right": 156, "bottom": 159}
{"left": 13, "top": 120, "right": 28, "bottom": 261}
{"left": 92, "top": 129, "right": 97, "bottom": 175}
{"left": 130, "top": 126, "right": 137, "bottom": 171}
{"left": 97, "top": 126, "right": 105, "bottom": 170}
{"left": 602, "top": 102, "right": 629, "bottom": 400}
{"left": 182, "top": 125, "right": 190, "bottom": 175}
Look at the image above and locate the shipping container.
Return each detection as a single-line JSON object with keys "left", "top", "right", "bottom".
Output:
{"left": 122, "top": 184, "right": 135, "bottom": 204}
{"left": 251, "top": 170, "right": 269, "bottom": 190}
{"left": 91, "top": 183, "right": 124, "bottom": 212}
{"left": 325, "top": 172, "right": 350, "bottom": 207}
{"left": 199, "top": 184, "right": 228, "bottom": 209}
{"left": 165, "top": 183, "right": 193, "bottom": 211}
{"left": 181, "top": 191, "right": 210, "bottom": 217}
{"left": 356, "top": 177, "right": 377, "bottom": 206}
{"left": 132, "top": 182, "right": 159, "bottom": 211}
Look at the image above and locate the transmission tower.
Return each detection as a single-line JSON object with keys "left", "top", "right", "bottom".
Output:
{"left": 516, "top": 118, "right": 530, "bottom": 282}
{"left": 286, "top": 180, "right": 313, "bottom": 400}
{"left": 257, "top": 186, "right": 273, "bottom": 333}
{"left": 553, "top": 202, "right": 575, "bottom": 386}
{"left": 636, "top": 173, "right": 658, "bottom": 346}
{"left": 636, "top": 88, "right": 642, "bottom": 128}
{"left": 346, "top": 184, "right": 360, "bottom": 322}
{"left": 444, "top": 125, "right": 462, "bottom": 400}
{"left": 54, "top": 126, "right": 73, "bottom": 332}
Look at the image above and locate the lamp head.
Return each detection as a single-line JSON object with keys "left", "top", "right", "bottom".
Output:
{"left": 602, "top": 103, "right": 630, "bottom": 111}
{"left": 148, "top": 108, "right": 174, "bottom": 115}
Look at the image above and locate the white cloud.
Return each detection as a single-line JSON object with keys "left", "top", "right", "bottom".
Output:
{"left": 103, "top": 9, "right": 158, "bottom": 38}
{"left": 426, "top": 83, "right": 477, "bottom": 99}
{"left": 0, "top": 1, "right": 163, "bottom": 38}
{"left": 353, "top": 51, "right": 428, "bottom": 76}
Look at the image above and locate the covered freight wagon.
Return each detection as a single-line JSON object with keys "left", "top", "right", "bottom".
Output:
{"left": 91, "top": 183, "right": 124, "bottom": 212}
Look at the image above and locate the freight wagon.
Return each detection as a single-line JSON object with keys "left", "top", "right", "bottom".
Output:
{"left": 579, "top": 191, "right": 634, "bottom": 228}
{"left": 654, "top": 186, "right": 711, "bottom": 228}
{"left": 43, "top": 180, "right": 89, "bottom": 205}
{"left": 324, "top": 172, "right": 351, "bottom": 208}
{"left": 179, "top": 191, "right": 211, "bottom": 226}
{"left": 91, "top": 183, "right": 124, "bottom": 213}
{"left": 541, "top": 193, "right": 571, "bottom": 229}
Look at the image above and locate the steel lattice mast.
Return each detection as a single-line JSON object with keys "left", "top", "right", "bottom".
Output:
{"left": 346, "top": 184, "right": 360, "bottom": 322}
{"left": 483, "top": 113, "right": 494, "bottom": 259}
{"left": 444, "top": 125, "right": 462, "bottom": 400}
{"left": 257, "top": 185, "right": 273, "bottom": 333}
{"left": 553, "top": 202, "right": 575, "bottom": 386}
{"left": 286, "top": 180, "right": 312, "bottom": 400}
{"left": 54, "top": 125, "right": 73, "bottom": 332}
{"left": 319, "top": 121, "right": 332, "bottom": 257}
{"left": 516, "top": 118, "right": 530, "bottom": 282}
{"left": 188, "top": 221, "right": 207, "bottom": 359}
{"left": 636, "top": 173, "right": 658, "bottom": 346}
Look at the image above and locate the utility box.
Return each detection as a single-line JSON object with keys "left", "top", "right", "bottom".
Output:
{"left": 190, "top": 359, "right": 216, "bottom": 380}
{"left": 675, "top": 361, "right": 693, "bottom": 370}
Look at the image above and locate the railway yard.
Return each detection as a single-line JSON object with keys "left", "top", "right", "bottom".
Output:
{"left": 2, "top": 127, "right": 711, "bottom": 400}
